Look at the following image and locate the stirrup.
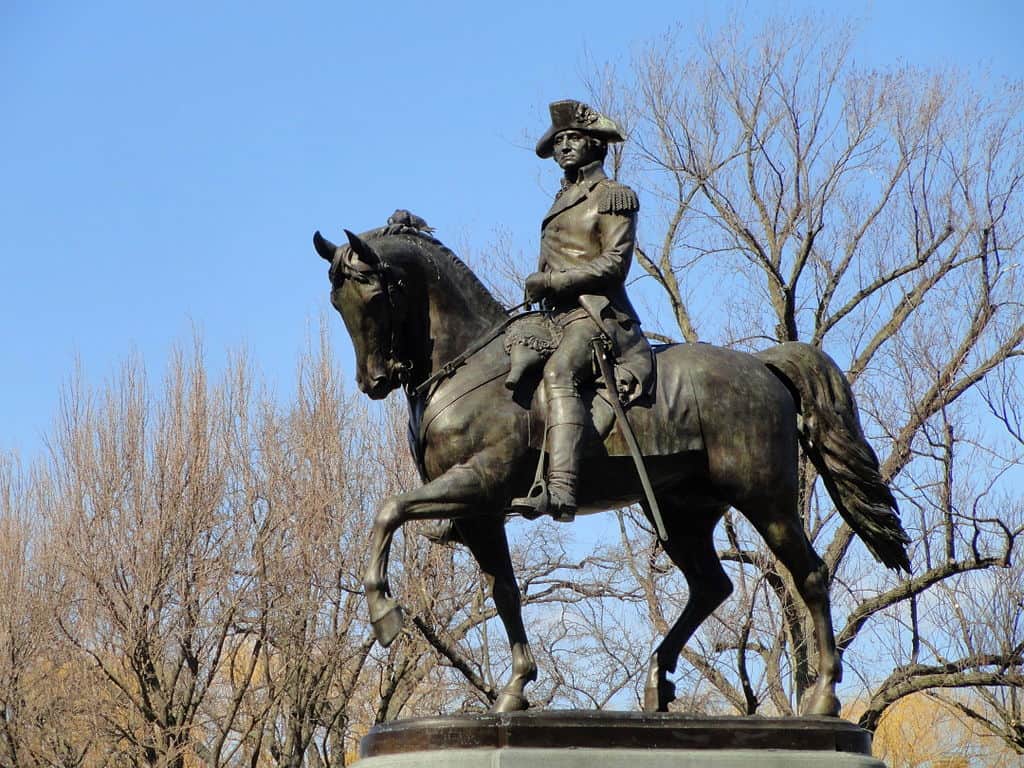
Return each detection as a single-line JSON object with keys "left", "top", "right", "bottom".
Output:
{"left": 509, "top": 481, "right": 577, "bottom": 523}
{"left": 509, "top": 479, "right": 549, "bottom": 520}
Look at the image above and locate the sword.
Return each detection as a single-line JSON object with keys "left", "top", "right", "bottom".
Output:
{"left": 592, "top": 341, "right": 668, "bottom": 541}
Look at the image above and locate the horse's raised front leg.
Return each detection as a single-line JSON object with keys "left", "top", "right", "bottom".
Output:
{"left": 455, "top": 516, "right": 537, "bottom": 712}
{"left": 363, "top": 464, "right": 484, "bottom": 647}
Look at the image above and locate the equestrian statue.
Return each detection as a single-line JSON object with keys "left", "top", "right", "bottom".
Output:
{"left": 312, "top": 99, "right": 911, "bottom": 717}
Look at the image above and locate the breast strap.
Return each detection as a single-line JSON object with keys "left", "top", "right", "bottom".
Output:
{"left": 418, "top": 340, "right": 511, "bottom": 442}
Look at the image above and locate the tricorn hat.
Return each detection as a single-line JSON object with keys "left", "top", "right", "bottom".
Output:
{"left": 535, "top": 99, "right": 626, "bottom": 159}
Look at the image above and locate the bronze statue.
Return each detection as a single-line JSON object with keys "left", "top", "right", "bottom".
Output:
{"left": 509, "top": 100, "right": 654, "bottom": 524}
{"left": 312, "top": 100, "right": 910, "bottom": 717}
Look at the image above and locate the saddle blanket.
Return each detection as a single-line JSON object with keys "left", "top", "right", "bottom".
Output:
{"left": 528, "top": 343, "right": 705, "bottom": 458}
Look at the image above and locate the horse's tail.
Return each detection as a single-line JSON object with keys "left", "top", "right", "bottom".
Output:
{"left": 757, "top": 342, "right": 911, "bottom": 572}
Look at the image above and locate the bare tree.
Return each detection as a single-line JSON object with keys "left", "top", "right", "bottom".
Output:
{"left": 45, "top": 347, "right": 259, "bottom": 768}
{"left": 581, "top": 12, "right": 1024, "bottom": 743}
{"left": 0, "top": 454, "right": 100, "bottom": 768}
{"left": 0, "top": 453, "right": 42, "bottom": 768}
{"left": 0, "top": 321, "right": 629, "bottom": 767}
{"left": 864, "top": 553, "right": 1024, "bottom": 753}
{"left": 5, "top": 16, "right": 1022, "bottom": 765}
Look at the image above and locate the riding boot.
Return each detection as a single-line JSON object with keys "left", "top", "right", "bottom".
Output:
{"left": 510, "top": 388, "right": 586, "bottom": 522}
{"left": 545, "top": 393, "right": 586, "bottom": 521}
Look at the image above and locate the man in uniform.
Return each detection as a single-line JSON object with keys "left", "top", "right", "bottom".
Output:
{"left": 510, "top": 99, "right": 654, "bottom": 522}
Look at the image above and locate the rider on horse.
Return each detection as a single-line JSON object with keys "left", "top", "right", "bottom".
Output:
{"left": 510, "top": 100, "right": 654, "bottom": 523}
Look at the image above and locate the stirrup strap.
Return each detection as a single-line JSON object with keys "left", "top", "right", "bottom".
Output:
{"left": 526, "top": 408, "right": 549, "bottom": 500}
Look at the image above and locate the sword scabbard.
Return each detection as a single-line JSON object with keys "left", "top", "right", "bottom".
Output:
{"left": 592, "top": 341, "right": 668, "bottom": 541}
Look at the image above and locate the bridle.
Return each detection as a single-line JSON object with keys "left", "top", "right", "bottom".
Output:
{"left": 334, "top": 256, "right": 414, "bottom": 389}
{"left": 334, "top": 241, "right": 536, "bottom": 401}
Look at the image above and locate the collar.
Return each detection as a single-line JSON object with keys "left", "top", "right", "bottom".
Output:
{"left": 561, "top": 160, "right": 607, "bottom": 189}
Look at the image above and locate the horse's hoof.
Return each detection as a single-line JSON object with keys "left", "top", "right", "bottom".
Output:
{"left": 493, "top": 688, "right": 530, "bottom": 713}
{"left": 370, "top": 600, "right": 405, "bottom": 647}
{"left": 643, "top": 656, "right": 676, "bottom": 712}
{"left": 642, "top": 687, "right": 658, "bottom": 713}
{"left": 643, "top": 678, "right": 676, "bottom": 712}
{"left": 800, "top": 690, "right": 841, "bottom": 717}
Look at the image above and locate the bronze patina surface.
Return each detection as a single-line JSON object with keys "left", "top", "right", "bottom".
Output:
{"left": 312, "top": 99, "right": 911, "bottom": 721}
{"left": 511, "top": 100, "right": 652, "bottom": 523}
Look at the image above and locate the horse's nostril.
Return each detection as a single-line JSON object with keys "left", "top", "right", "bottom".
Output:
{"left": 355, "top": 371, "right": 388, "bottom": 396}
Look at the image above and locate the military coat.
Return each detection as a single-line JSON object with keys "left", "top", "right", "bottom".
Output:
{"left": 538, "top": 161, "right": 654, "bottom": 402}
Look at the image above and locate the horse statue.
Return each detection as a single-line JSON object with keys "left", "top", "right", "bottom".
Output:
{"left": 313, "top": 223, "right": 911, "bottom": 716}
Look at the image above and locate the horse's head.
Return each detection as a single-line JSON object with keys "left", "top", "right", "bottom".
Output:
{"left": 314, "top": 229, "right": 411, "bottom": 399}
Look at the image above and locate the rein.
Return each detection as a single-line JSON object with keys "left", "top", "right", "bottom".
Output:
{"left": 343, "top": 246, "right": 535, "bottom": 401}
{"left": 411, "top": 301, "right": 538, "bottom": 398}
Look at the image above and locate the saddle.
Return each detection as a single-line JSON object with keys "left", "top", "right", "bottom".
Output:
{"left": 410, "top": 317, "right": 705, "bottom": 485}
{"left": 502, "top": 312, "right": 619, "bottom": 445}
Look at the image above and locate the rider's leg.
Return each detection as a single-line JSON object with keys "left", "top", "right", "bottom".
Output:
{"left": 510, "top": 318, "right": 599, "bottom": 520}
{"left": 542, "top": 383, "right": 586, "bottom": 520}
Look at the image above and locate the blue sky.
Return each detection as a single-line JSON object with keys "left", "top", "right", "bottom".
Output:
{"left": 2, "top": 0, "right": 1022, "bottom": 456}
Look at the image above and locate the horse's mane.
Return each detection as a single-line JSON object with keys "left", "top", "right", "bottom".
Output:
{"left": 366, "top": 227, "right": 507, "bottom": 318}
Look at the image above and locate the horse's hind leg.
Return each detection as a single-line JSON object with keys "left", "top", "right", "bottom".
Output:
{"left": 743, "top": 497, "right": 842, "bottom": 716}
{"left": 644, "top": 501, "right": 731, "bottom": 712}
{"left": 455, "top": 516, "right": 537, "bottom": 712}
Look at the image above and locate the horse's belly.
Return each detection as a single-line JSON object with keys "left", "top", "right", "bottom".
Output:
{"left": 573, "top": 452, "right": 714, "bottom": 513}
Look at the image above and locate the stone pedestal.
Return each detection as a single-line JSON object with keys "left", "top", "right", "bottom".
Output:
{"left": 357, "top": 711, "right": 886, "bottom": 767}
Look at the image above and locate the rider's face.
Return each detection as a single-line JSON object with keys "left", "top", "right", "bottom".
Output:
{"left": 553, "top": 130, "right": 599, "bottom": 171}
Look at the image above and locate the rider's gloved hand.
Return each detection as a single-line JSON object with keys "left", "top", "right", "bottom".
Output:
{"left": 525, "top": 271, "right": 552, "bottom": 302}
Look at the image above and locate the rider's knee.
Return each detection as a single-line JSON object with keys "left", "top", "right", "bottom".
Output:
{"left": 543, "top": 362, "right": 574, "bottom": 388}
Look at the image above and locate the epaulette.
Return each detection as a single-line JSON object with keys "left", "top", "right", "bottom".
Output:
{"left": 597, "top": 180, "right": 639, "bottom": 214}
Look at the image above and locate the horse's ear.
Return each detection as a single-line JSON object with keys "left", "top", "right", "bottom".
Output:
{"left": 313, "top": 231, "right": 337, "bottom": 262}
{"left": 344, "top": 229, "right": 381, "bottom": 270}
